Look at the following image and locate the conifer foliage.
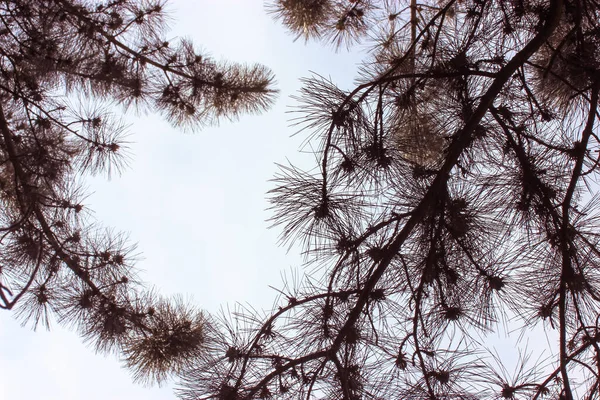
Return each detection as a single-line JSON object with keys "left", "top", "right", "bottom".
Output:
{"left": 0, "top": 0, "right": 275, "bottom": 384}
{"left": 179, "top": 0, "right": 600, "bottom": 399}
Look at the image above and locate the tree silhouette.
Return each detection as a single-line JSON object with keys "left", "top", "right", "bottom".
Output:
{"left": 178, "top": 0, "right": 600, "bottom": 399}
{"left": 0, "top": 0, "right": 276, "bottom": 385}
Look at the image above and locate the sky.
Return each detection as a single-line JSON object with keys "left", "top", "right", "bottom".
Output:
{"left": 0, "top": 1, "right": 364, "bottom": 399}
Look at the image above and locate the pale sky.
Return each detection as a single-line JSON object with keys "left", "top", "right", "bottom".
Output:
{"left": 0, "top": 1, "right": 363, "bottom": 399}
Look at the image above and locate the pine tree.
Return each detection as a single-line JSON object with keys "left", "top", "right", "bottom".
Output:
{"left": 178, "top": 0, "right": 600, "bottom": 399}
{"left": 0, "top": 0, "right": 276, "bottom": 385}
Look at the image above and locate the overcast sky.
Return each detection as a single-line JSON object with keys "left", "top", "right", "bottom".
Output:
{"left": 0, "top": 1, "right": 364, "bottom": 399}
